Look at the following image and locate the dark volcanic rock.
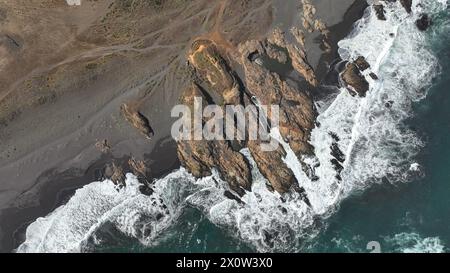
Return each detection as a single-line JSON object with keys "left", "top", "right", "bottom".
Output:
{"left": 374, "top": 4, "right": 387, "bottom": 21}
{"left": 342, "top": 63, "right": 369, "bottom": 97}
{"left": 355, "top": 56, "right": 370, "bottom": 71}
{"left": 416, "top": 14, "right": 432, "bottom": 31}
{"left": 400, "top": 0, "right": 412, "bottom": 13}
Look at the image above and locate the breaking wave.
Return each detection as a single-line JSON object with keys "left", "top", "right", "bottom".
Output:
{"left": 384, "top": 232, "right": 446, "bottom": 253}
{"left": 16, "top": 171, "right": 196, "bottom": 253}
{"left": 17, "top": 0, "right": 447, "bottom": 252}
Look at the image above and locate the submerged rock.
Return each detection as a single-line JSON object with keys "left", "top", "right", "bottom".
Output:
{"left": 416, "top": 14, "right": 432, "bottom": 31}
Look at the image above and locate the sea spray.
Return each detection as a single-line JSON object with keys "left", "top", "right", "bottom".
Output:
{"left": 17, "top": 170, "right": 197, "bottom": 253}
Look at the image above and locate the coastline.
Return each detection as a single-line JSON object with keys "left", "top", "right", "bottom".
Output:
{"left": 0, "top": 138, "right": 179, "bottom": 252}
{"left": 0, "top": 0, "right": 366, "bottom": 253}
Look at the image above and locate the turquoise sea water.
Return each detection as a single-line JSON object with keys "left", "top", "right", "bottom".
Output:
{"left": 93, "top": 6, "right": 450, "bottom": 254}
{"left": 306, "top": 8, "right": 450, "bottom": 253}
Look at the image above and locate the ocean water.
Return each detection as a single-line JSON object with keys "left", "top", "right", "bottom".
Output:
{"left": 16, "top": 0, "right": 450, "bottom": 253}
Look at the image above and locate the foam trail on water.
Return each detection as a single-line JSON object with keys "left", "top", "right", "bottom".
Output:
{"left": 16, "top": 170, "right": 196, "bottom": 253}
{"left": 18, "top": 0, "right": 447, "bottom": 253}
{"left": 384, "top": 232, "right": 446, "bottom": 253}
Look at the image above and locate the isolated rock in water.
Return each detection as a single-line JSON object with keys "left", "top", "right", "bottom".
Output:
{"left": 374, "top": 4, "right": 387, "bottom": 21}
{"left": 355, "top": 56, "right": 370, "bottom": 71}
{"left": 416, "top": 14, "right": 432, "bottom": 31}
{"left": 400, "top": 0, "right": 412, "bottom": 13}
{"left": 369, "top": 72, "right": 379, "bottom": 80}
{"left": 342, "top": 63, "right": 369, "bottom": 97}
{"left": 120, "top": 103, "right": 154, "bottom": 139}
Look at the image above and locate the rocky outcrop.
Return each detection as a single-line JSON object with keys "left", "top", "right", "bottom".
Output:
{"left": 416, "top": 14, "right": 432, "bottom": 31}
{"left": 268, "top": 28, "right": 318, "bottom": 87}
{"left": 95, "top": 139, "right": 111, "bottom": 153}
{"left": 176, "top": 83, "right": 252, "bottom": 196}
{"left": 128, "top": 157, "right": 148, "bottom": 178}
{"left": 239, "top": 40, "right": 316, "bottom": 158}
{"left": 399, "top": 0, "right": 412, "bottom": 13}
{"left": 342, "top": 62, "right": 369, "bottom": 97}
{"left": 355, "top": 56, "right": 370, "bottom": 71}
{"left": 104, "top": 162, "right": 126, "bottom": 186}
{"left": 265, "top": 43, "right": 288, "bottom": 64}
{"left": 121, "top": 103, "right": 154, "bottom": 139}
{"left": 374, "top": 4, "right": 386, "bottom": 21}
{"left": 176, "top": 37, "right": 318, "bottom": 196}
{"left": 188, "top": 40, "right": 242, "bottom": 105}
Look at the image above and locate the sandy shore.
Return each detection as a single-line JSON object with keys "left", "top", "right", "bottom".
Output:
{"left": 0, "top": 0, "right": 366, "bottom": 252}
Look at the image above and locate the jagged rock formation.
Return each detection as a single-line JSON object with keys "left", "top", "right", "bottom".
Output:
{"left": 374, "top": 4, "right": 387, "bottom": 21}
{"left": 120, "top": 103, "right": 154, "bottom": 139}
{"left": 177, "top": 29, "right": 318, "bottom": 196}
{"left": 268, "top": 28, "right": 318, "bottom": 87}
{"left": 342, "top": 62, "right": 370, "bottom": 97}
{"left": 238, "top": 39, "right": 316, "bottom": 158}
{"left": 265, "top": 43, "right": 288, "bottom": 64}
{"left": 128, "top": 157, "right": 148, "bottom": 178}
{"left": 355, "top": 56, "right": 371, "bottom": 71}
{"left": 176, "top": 83, "right": 252, "bottom": 196}
{"left": 299, "top": 0, "right": 332, "bottom": 53}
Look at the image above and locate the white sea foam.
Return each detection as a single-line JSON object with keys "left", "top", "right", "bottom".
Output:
{"left": 16, "top": 170, "right": 196, "bottom": 253}
{"left": 385, "top": 232, "right": 446, "bottom": 253}
{"left": 66, "top": 0, "right": 81, "bottom": 6}
{"left": 18, "top": 0, "right": 446, "bottom": 252}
